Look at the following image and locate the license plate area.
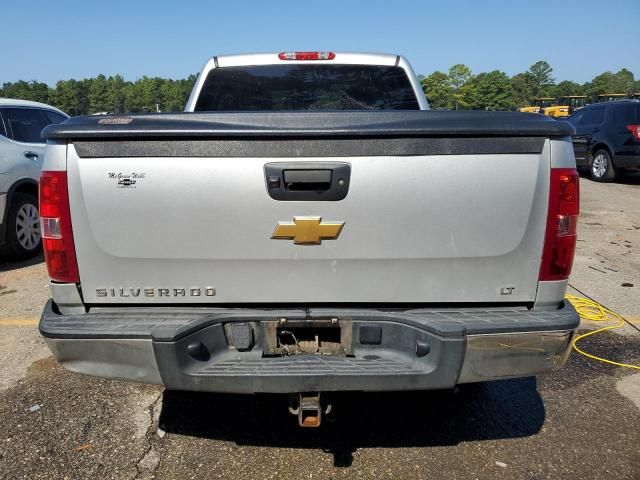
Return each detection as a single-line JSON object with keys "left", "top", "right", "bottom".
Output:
{"left": 263, "top": 319, "right": 353, "bottom": 356}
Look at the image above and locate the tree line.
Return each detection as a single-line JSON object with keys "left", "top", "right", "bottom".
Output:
{"left": 1, "top": 61, "right": 638, "bottom": 114}
{"left": 0, "top": 75, "right": 196, "bottom": 115}
{"left": 420, "top": 61, "right": 639, "bottom": 110}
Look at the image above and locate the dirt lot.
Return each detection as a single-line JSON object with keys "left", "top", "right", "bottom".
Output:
{"left": 0, "top": 176, "right": 639, "bottom": 479}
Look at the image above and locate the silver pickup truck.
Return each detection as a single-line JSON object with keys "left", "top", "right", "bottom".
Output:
{"left": 39, "top": 52, "right": 580, "bottom": 426}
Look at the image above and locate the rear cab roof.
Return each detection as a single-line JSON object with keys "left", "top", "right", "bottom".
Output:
{"left": 215, "top": 52, "right": 400, "bottom": 67}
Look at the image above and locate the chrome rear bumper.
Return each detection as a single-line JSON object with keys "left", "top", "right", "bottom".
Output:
{"left": 458, "top": 330, "right": 575, "bottom": 383}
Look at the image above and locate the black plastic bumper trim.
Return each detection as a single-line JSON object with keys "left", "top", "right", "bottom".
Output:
{"left": 39, "top": 300, "right": 579, "bottom": 342}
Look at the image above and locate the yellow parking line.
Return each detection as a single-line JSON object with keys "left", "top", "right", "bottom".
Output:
{"left": 0, "top": 318, "right": 39, "bottom": 326}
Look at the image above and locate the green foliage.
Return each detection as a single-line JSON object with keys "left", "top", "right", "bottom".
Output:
{"left": 448, "top": 64, "right": 474, "bottom": 110}
{"left": 88, "top": 74, "right": 110, "bottom": 113}
{"left": 448, "top": 64, "right": 472, "bottom": 90}
{"left": 526, "top": 61, "right": 555, "bottom": 97}
{"left": 420, "top": 71, "right": 451, "bottom": 109}
{"left": 419, "top": 66, "right": 475, "bottom": 110}
{"left": 420, "top": 61, "right": 637, "bottom": 110}
{"left": 510, "top": 73, "right": 533, "bottom": 108}
{"left": 467, "top": 71, "right": 515, "bottom": 111}
{"left": 553, "top": 80, "right": 584, "bottom": 97}
{"left": 48, "top": 79, "right": 87, "bottom": 116}
{"left": 1, "top": 75, "right": 196, "bottom": 115}
{"left": 584, "top": 69, "right": 636, "bottom": 98}
{"left": 1, "top": 80, "right": 50, "bottom": 103}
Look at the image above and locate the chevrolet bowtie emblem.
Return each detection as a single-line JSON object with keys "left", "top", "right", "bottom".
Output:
{"left": 272, "top": 216, "right": 345, "bottom": 245}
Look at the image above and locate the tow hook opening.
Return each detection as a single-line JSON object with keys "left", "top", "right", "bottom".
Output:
{"left": 263, "top": 319, "right": 354, "bottom": 357}
{"left": 288, "top": 392, "right": 332, "bottom": 428}
{"left": 277, "top": 326, "right": 341, "bottom": 354}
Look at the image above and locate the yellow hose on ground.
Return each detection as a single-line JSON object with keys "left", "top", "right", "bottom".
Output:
{"left": 565, "top": 294, "right": 640, "bottom": 370}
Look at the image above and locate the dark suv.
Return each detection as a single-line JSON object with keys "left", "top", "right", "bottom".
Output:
{"left": 565, "top": 100, "right": 640, "bottom": 181}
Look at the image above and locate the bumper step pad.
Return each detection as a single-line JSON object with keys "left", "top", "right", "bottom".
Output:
{"left": 199, "top": 355, "right": 416, "bottom": 376}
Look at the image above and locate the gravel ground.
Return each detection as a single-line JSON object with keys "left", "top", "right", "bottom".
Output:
{"left": 0, "top": 175, "right": 638, "bottom": 479}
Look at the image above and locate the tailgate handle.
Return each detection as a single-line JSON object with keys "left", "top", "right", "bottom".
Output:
{"left": 283, "top": 169, "right": 332, "bottom": 190}
{"left": 264, "top": 162, "right": 351, "bottom": 201}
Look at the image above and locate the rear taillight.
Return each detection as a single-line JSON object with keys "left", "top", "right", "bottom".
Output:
{"left": 39, "top": 171, "right": 79, "bottom": 283}
{"left": 539, "top": 168, "right": 579, "bottom": 281}
{"left": 278, "top": 51, "right": 335, "bottom": 61}
{"left": 626, "top": 125, "right": 640, "bottom": 141}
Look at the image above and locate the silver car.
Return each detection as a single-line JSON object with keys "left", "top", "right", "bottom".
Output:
{"left": 0, "top": 99, "right": 68, "bottom": 258}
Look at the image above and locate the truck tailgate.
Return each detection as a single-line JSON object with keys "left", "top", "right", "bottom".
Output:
{"left": 46, "top": 111, "right": 571, "bottom": 305}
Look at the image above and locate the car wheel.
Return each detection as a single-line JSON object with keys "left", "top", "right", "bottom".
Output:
{"left": 590, "top": 149, "right": 616, "bottom": 182}
{"left": 3, "top": 193, "right": 42, "bottom": 259}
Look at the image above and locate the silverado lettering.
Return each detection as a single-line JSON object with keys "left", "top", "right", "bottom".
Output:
{"left": 95, "top": 287, "right": 216, "bottom": 297}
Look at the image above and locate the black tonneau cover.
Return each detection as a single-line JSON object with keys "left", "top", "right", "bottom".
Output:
{"left": 43, "top": 111, "right": 575, "bottom": 140}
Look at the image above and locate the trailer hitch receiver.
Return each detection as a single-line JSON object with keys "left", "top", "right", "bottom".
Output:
{"left": 288, "top": 392, "right": 330, "bottom": 428}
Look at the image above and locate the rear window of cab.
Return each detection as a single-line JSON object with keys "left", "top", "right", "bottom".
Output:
{"left": 195, "top": 64, "right": 420, "bottom": 111}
